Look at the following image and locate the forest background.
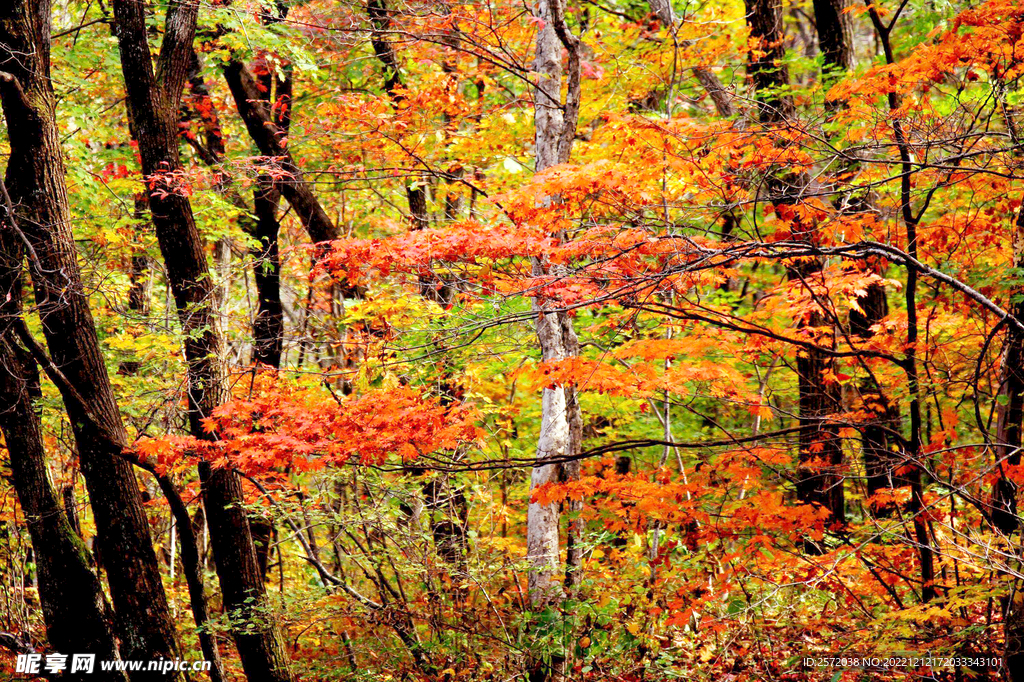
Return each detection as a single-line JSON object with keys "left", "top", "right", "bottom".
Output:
{"left": 2, "top": 0, "right": 1024, "bottom": 680}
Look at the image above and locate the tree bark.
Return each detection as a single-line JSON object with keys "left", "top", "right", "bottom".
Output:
{"left": 252, "top": 176, "right": 286, "bottom": 367}
{"left": 743, "top": 0, "right": 793, "bottom": 123}
{"left": 811, "top": 0, "right": 895, "bottom": 519}
{"left": 812, "top": 0, "right": 854, "bottom": 75}
{"left": 560, "top": 315, "right": 584, "bottom": 596}
{"left": 249, "top": 64, "right": 292, "bottom": 368}
{"left": 528, "top": 291, "right": 571, "bottom": 605}
{"left": 992, "top": 205, "right": 1024, "bottom": 534}
{"left": 850, "top": 285, "right": 904, "bottom": 510}
{"left": 364, "top": 1, "right": 472, "bottom": 579}
{"left": 0, "top": 3, "right": 184, "bottom": 675}
{"left": 153, "top": 477, "right": 227, "bottom": 682}
{"left": 997, "top": 206, "right": 1024, "bottom": 681}
{"left": 221, "top": 60, "right": 338, "bottom": 246}
{"left": 182, "top": 52, "right": 288, "bottom": 369}
{"left": 110, "top": 2, "right": 294, "bottom": 680}
{"left": 0, "top": 190, "right": 126, "bottom": 682}
{"left": 0, "top": 342, "right": 126, "bottom": 682}
{"left": 793, "top": 311, "right": 846, "bottom": 532}
{"left": 528, "top": 0, "right": 585, "bottom": 615}
{"left": 746, "top": 0, "right": 844, "bottom": 534}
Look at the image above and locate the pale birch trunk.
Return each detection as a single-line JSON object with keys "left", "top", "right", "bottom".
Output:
{"left": 527, "top": 0, "right": 584, "bottom": 611}
{"left": 533, "top": 0, "right": 564, "bottom": 173}
{"left": 528, "top": 300, "right": 571, "bottom": 604}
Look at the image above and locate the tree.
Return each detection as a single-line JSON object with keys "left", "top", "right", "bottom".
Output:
{"left": 527, "top": 0, "right": 585, "bottom": 611}
{"left": 0, "top": 2, "right": 184, "bottom": 674}
{"left": 7, "top": 1, "right": 1024, "bottom": 680}
{"left": 109, "top": 1, "right": 293, "bottom": 679}
{"left": 0, "top": 181, "right": 125, "bottom": 682}
{"left": 745, "top": 0, "right": 845, "bottom": 532}
{"left": 812, "top": 0, "right": 854, "bottom": 76}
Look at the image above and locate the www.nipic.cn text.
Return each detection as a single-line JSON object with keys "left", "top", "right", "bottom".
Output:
{"left": 15, "top": 653, "right": 212, "bottom": 675}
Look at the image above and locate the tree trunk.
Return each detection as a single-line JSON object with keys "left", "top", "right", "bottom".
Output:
{"left": 793, "top": 311, "right": 845, "bottom": 532}
{"left": 0, "top": 342, "right": 126, "bottom": 682}
{"left": 746, "top": 0, "right": 845, "bottom": 535}
{"left": 998, "top": 206, "right": 1024, "bottom": 680}
{"left": 812, "top": 0, "right": 854, "bottom": 75}
{"left": 560, "top": 315, "right": 584, "bottom": 595}
{"left": 110, "top": 2, "right": 294, "bottom": 680}
{"left": 365, "top": 2, "right": 471, "bottom": 579}
{"left": 0, "top": 198, "right": 126, "bottom": 682}
{"left": 528, "top": 294, "right": 571, "bottom": 605}
{"left": 200, "top": 463, "right": 294, "bottom": 681}
{"left": 812, "top": 0, "right": 892, "bottom": 519}
{"left": 248, "top": 64, "right": 291, "bottom": 369}
{"left": 252, "top": 176, "right": 286, "bottom": 367}
{"left": 241, "top": 66, "right": 285, "bottom": 582}
{"left": 183, "top": 52, "right": 288, "bottom": 369}
{"left": 992, "top": 206, "right": 1024, "bottom": 534}
{"left": 222, "top": 60, "right": 338, "bottom": 246}
{"left": 850, "top": 285, "right": 904, "bottom": 510}
{"left": 250, "top": 516, "right": 274, "bottom": 581}
{"left": 528, "top": 0, "right": 584, "bottom": 615}
{"left": 153, "top": 478, "right": 227, "bottom": 682}
{"left": 367, "top": 0, "right": 431, "bottom": 229}
{"left": 743, "top": 0, "right": 793, "bottom": 123}
{"left": 0, "top": 4, "right": 184, "bottom": 675}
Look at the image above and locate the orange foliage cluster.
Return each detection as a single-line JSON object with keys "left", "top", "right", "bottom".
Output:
{"left": 136, "top": 376, "right": 483, "bottom": 474}
{"left": 321, "top": 220, "right": 554, "bottom": 284}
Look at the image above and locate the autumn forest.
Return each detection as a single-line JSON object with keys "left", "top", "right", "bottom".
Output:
{"left": 1, "top": 0, "right": 1023, "bottom": 679}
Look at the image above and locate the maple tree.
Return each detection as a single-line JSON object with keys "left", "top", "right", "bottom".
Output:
{"left": 3, "top": 0, "right": 1024, "bottom": 680}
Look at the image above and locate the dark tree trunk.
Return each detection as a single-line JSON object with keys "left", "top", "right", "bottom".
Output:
{"left": 128, "top": 197, "right": 152, "bottom": 316}
{"left": 200, "top": 463, "right": 294, "bottom": 680}
{"left": 998, "top": 207, "right": 1024, "bottom": 682}
{"left": 812, "top": 0, "right": 887, "bottom": 520}
{"left": 992, "top": 208, "right": 1024, "bottom": 534}
{"left": 185, "top": 50, "right": 227, "bottom": 160}
{"left": 0, "top": 194, "right": 126, "bottom": 682}
{"left": 406, "top": 183, "right": 429, "bottom": 230}
{"left": 812, "top": 0, "right": 854, "bottom": 75}
{"left": 743, "top": 0, "right": 793, "bottom": 123}
{"left": 119, "top": 194, "right": 151, "bottom": 377}
{"left": 155, "top": 478, "right": 227, "bottom": 682}
{"left": 250, "top": 516, "right": 274, "bottom": 581}
{"left": 366, "top": 2, "right": 471, "bottom": 581}
{"left": 421, "top": 474, "right": 469, "bottom": 573}
{"left": 746, "top": 0, "right": 844, "bottom": 535}
{"left": 221, "top": 60, "right": 338, "bottom": 246}
{"left": 217, "top": 58, "right": 285, "bottom": 579}
{"left": 187, "top": 53, "right": 285, "bottom": 580}
{"left": 793, "top": 309, "right": 846, "bottom": 531}
{"left": 110, "top": 2, "right": 294, "bottom": 680}
{"left": 252, "top": 176, "right": 285, "bottom": 368}
{"left": 0, "top": 3, "right": 184, "bottom": 675}
{"left": 850, "top": 284, "right": 906, "bottom": 512}
{"left": 647, "top": 0, "right": 734, "bottom": 118}
{"left": 367, "top": 0, "right": 430, "bottom": 228}
{"left": 248, "top": 65, "right": 290, "bottom": 368}
{"left": 182, "top": 52, "right": 288, "bottom": 369}
{"left": 368, "top": 0, "right": 403, "bottom": 94}
{"left": 62, "top": 484, "right": 82, "bottom": 538}
{"left": 0, "top": 341, "right": 126, "bottom": 682}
